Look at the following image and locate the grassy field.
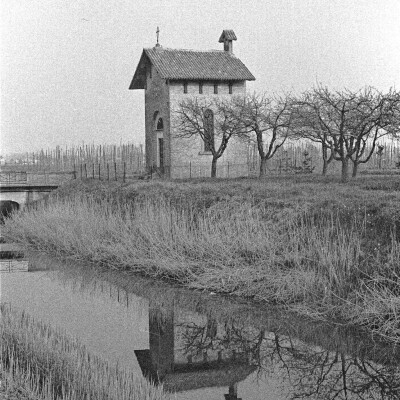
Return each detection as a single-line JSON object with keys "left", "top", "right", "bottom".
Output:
{"left": 3, "top": 175, "right": 400, "bottom": 343}
{"left": 0, "top": 304, "right": 170, "bottom": 400}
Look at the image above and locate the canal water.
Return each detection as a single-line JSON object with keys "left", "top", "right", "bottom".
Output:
{"left": 1, "top": 252, "right": 399, "bottom": 399}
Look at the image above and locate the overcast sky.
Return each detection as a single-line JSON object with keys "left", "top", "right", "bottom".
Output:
{"left": 1, "top": 0, "right": 400, "bottom": 155}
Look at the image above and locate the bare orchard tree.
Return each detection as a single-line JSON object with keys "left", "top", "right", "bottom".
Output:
{"left": 234, "top": 93, "right": 294, "bottom": 177}
{"left": 292, "top": 86, "right": 400, "bottom": 182}
{"left": 291, "top": 93, "right": 336, "bottom": 176}
{"left": 174, "top": 96, "right": 247, "bottom": 178}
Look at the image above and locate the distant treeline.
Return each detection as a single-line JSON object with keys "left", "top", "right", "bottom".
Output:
{"left": 3, "top": 143, "right": 145, "bottom": 172}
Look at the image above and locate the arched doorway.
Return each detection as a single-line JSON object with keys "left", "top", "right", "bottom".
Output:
{"left": 155, "top": 115, "right": 164, "bottom": 172}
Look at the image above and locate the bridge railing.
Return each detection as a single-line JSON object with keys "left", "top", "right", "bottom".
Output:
{"left": 0, "top": 171, "right": 76, "bottom": 186}
{"left": 0, "top": 172, "right": 28, "bottom": 184}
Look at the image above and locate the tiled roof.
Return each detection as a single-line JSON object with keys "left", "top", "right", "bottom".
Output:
{"left": 129, "top": 47, "right": 255, "bottom": 89}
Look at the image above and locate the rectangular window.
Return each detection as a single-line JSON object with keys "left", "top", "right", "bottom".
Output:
{"left": 199, "top": 82, "right": 203, "bottom": 94}
{"left": 229, "top": 82, "right": 233, "bottom": 94}
{"left": 214, "top": 83, "right": 218, "bottom": 94}
{"left": 183, "top": 82, "right": 188, "bottom": 94}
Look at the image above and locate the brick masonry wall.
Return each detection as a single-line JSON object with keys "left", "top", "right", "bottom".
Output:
{"left": 169, "top": 80, "right": 250, "bottom": 178}
{"left": 144, "top": 64, "right": 171, "bottom": 173}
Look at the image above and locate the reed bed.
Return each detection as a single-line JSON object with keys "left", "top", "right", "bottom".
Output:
{"left": 0, "top": 304, "right": 170, "bottom": 400}
{"left": 3, "top": 177, "right": 400, "bottom": 343}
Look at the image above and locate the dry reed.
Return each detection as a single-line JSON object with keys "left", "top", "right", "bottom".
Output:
{"left": 3, "top": 179, "right": 399, "bottom": 343}
{"left": 0, "top": 304, "right": 171, "bottom": 400}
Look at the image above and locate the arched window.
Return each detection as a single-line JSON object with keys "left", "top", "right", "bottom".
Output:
{"left": 156, "top": 117, "right": 164, "bottom": 130}
{"left": 203, "top": 109, "right": 214, "bottom": 152}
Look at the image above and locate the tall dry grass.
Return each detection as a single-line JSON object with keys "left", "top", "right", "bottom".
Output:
{"left": 0, "top": 304, "right": 170, "bottom": 400}
{"left": 3, "top": 192, "right": 399, "bottom": 342}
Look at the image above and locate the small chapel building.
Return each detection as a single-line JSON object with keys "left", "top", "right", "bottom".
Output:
{"left": 129, "top": 30, "right": 255, "bottom": 178}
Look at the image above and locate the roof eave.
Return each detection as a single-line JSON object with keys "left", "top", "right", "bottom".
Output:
{"left": 165, "top": 75, "right": 255, "bottom": 82}
{"left": 129, "top": 50, "right": 150, "bottom": 90}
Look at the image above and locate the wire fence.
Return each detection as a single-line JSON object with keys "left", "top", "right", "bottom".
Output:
{"left": 171, "top": 162, "right": 253, "bottom": 179}
{"left": 75, "top": 162, "right": 144, "bottom": 182}
{"left": 2, "top": 140, "right": 399, "bottom": 180}
{"left": 247, "top": 141, "right": 400, "bottom": 175}
{"left": 172, "top": 141, "right": 400, "bottom": 179}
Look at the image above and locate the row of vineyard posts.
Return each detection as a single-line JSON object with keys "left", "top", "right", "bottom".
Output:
{"left": 77, "top": 161, "right": 130, "bottom": 182}
{"left": 9, "top": 143, "right": 145, "bottom": 173}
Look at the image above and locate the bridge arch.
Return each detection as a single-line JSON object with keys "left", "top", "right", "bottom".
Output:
{"left": 0, "top": 200, "right": 20, "bottom": 223}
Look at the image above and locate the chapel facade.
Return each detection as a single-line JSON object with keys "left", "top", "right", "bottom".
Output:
{"left": 129, "top": 30, "right": 255, "bottom": 178}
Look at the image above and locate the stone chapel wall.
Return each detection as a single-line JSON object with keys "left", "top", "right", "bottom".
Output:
{"left": 144, "top": 65, "right": 171, "bottom": 173}
{"left": 169, "top": 80, "right": 250, "bottom": 178}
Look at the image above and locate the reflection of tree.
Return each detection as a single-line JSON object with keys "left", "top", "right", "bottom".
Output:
{"left": 178, "top": 320, "right": 400, "bottom": 399}
{"left": 47, "top": 257, "right": 399, "bottom": 399}
{"left": 178, "top": 318, "right": 265, "bottom": 366}
{"left": 265, "top": 333, "right": 400, "bottom": 400}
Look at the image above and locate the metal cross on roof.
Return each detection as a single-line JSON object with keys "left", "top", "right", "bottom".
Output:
{"left": 156, "top": 26, "right": 160, "bottom": 45}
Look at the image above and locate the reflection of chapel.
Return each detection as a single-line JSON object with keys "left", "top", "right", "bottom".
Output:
{"left": 129, "top": 29, "right": 255, "bottom": 178}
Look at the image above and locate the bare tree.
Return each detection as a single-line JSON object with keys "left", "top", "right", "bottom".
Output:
{"left": 174, "top": 97, "right": 247, "bottom": 178}
{"left": 291, "top": 94, "right": 336, "bottom": 176}
{"left": 292, "top": 86, "right": 400, "bottom": 182}
{"left": 235, "top": 93, "right": 294, "bottom": 177}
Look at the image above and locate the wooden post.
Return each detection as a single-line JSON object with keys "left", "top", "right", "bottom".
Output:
{"left": 73, "top": 164, "right": 77, "bottom": 179}
{"left": 84, "top": 163, "right": 87, "bottom": 178}
{"left": 189, "top": 161, "right": 192, "bottom": 179}
{"left": 107, "top": 163, "right": 110, "bottom": 181}
{"left": 123, "top": 162, "right": 126, "bottom": 182}
{"left": 114, "top": 162, "right": 117, "bottom": 181}
{"left": 227, "top": 162, "right": 230, "bottom": 178}
{"left": 80, "top": 163, "right": 82, "bottom": 179}
{"left": 92, "top": 164, "right": 95, "bottom": 179}
{"left": 98, "top": 163, "right": 101, "bottom": 180}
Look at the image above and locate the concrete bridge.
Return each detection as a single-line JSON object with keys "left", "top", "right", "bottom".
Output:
{"left": 0, "top": 184, "right": 58, "bottom": 209}
{"left": 0, "top": 171, "right": 75, "bottom": 212}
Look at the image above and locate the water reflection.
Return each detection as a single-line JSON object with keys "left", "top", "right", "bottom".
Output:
{"left": 0, "top": 259, "right": 29, "bottom": 272}
{"left": 1, "top": 252, "right": 399, "bottom": 399}
{"left": 0, "top": 242, "right": 28, "bottom": 272}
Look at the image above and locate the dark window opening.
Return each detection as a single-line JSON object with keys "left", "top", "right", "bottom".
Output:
{"left": 158, "top": 138, "right": 164, "bottom": 171}
{"left": 149, "top": 66, "right": 152, "bottom": 79}
{"left": 229, "top": 82, "right": 233, "bottom": 94}
{"left": 214, "top": 83, "right": 218, "bottom": 94}
{"left": 199, "top": 82, "right": 203, "bottom": 94}
{"left": 203, "top": 109, "right": 214, "bottom": 152}
{"left": 156, "top": 118, "right": 164, "bottom": 130}
{"left": 183, "top": 82, "right": 188, "bottom": 94}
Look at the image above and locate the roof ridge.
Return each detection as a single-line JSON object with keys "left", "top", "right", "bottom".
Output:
{"left": 145, "top": 47, "right": 227, "bottom": 54}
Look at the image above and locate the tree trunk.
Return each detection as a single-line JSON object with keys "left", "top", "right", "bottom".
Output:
{"left": 322, "top": 159, "right": 328, "bottom": 176}
{"left": 321, "top": 144, "right": 328, "bottom": 176}
{"left": 341, "top": 158, "right": 349, "bottom": 183}
{"left": 259, "top": 157, "right": 267, "bottom": 178}
{"left": 352, "top": 161, "right": 359, "bottom": 178}
{"left": 211, "top": 157, "right": 217, "bottom": 178}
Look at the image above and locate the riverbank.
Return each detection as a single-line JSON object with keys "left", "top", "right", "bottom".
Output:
{"left": 3, "top": 176, "right": 400, "bottom": 343}
{"left": 0, "top": 304, "right": 169, "bottom": 400}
